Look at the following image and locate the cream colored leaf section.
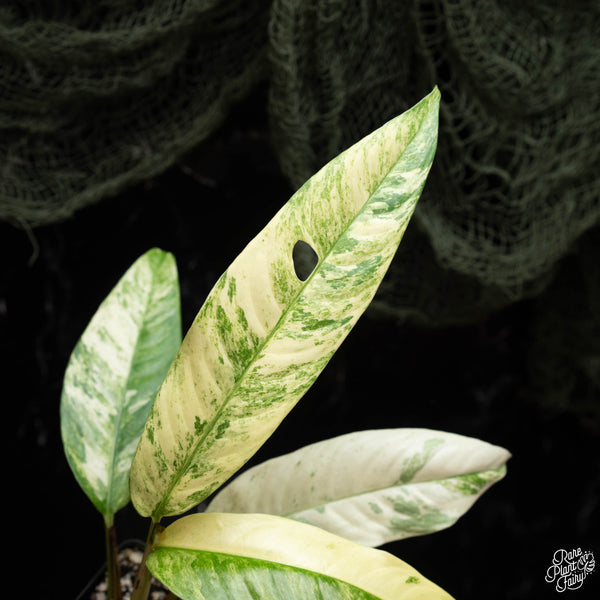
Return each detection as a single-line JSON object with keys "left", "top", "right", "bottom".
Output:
{"left": 207, "top": 429, "right": 510, "bottom": 546}
{"left": 130, "top": 88, "right": 440, "bottom": 520}
{"left": 150, "top": 513, "right": 454, "bottom": 599}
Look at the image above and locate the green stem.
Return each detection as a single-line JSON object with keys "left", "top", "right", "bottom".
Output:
{"left": 105, "top": 523, "right": 122, "bottom": 600}
{"left": 131, "top": 520, "right": 161, "bottom": 600}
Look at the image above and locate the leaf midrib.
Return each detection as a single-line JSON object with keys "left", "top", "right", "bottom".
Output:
{"left": 284, "top": 465, "right": 507, "bottom": 517}
{"left": 105, "top": 261, "right": 158, "bottom": 518}
{"left": 152, "top": 108, "right": 430, "bottom": 520}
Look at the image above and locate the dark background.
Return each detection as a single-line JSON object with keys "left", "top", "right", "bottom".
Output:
{"left": 3, "top": 87, "right": 599, "bottom": 599}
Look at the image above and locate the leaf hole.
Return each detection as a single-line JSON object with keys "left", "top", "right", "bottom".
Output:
{"left": 292, "top": 240, "right": 319, "bottom": 281}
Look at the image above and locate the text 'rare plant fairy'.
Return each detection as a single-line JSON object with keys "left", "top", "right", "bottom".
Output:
{"left": 60, "top": 87, "right": 511, "bottom": 600}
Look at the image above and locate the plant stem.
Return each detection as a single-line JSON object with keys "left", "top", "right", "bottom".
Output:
{"left": 105, "top": 523, "right": 123, "bottom": 600}
{"left": 131, "top": 520, "right": 160, "bottom": 600}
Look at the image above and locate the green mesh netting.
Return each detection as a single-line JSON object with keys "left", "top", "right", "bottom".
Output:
{"left": 267, "top": 0, "right": 600, "bottom": 417}
{"left": 1, "top": 1, "right": 599, "bottom": 414}
{"left": 0, "top": 0, "right": 270, "bottom": 226}
{"left": 268, "top": 0, "right": 600, "bottom": 320}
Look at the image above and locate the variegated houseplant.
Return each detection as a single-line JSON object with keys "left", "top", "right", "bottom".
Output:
{"left": 60, "top": 88, "right": 510, "bottom": 600}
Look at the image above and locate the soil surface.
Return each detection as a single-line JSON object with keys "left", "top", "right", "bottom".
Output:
{"left": 87, "top": 546, "right": 170, "bottom": 600}
{"left": 4, "top": 87, "right": 599, "bottom": 599}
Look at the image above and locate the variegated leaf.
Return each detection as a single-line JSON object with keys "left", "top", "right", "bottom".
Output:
{"left": 207, "top": 429, "right": 510, "bottom": 547}
{"left": 60, "top": 248, "right": 181, "bottom": 524}
{"left": 147, "top": 513, "right": 454, "bottom": 600}
{"left": 130, "top": 88, "right": 440, "bottom": 520}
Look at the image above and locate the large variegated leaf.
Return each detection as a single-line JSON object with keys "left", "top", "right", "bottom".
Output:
{"left": 147, "top": 513, "right": 454, "bottom": 599}
{"left": 207, "top": 429, "right": 510, "bottom": 547}
{"left": 130, "top": 88, "right": 440, "bottom": 520}
{"left": 60, "top": 248, "right": 181, "bottom": 524}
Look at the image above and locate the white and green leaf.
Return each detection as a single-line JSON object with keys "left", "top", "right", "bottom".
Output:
{"left": 130, "top": 88, "right": 441, "bottom": 520}
{"left": 60, "top": 248, "right": 181, "bottom": 524}
{"left": 207, "top": 429, "right": 510, "bottom": 547}
{"left": 147, "top": 513, "right": 454, "bottom": 600}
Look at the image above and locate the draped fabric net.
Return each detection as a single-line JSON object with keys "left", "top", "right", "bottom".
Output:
{"left": 1, "top": 0, "right": 598, "bottom": 414}
{"left": 0, "top": 0, "right": 271, "bottom": 225}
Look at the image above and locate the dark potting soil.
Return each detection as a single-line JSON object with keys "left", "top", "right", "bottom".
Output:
{"left": 84, "top": 546, "right": 170, "bottom": 600}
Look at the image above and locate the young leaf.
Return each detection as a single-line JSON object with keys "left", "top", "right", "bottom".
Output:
{"left": 147, "top": 513, "right": 455, "bottom": 600}
{"left": 60, "top": 248, "right": 181, "bottom": 524}
{"left": 130, "top": 88, "right": 441, "bottom": 520}
{"left": 206, "top": 429, "right": 510, "bottom": 547}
